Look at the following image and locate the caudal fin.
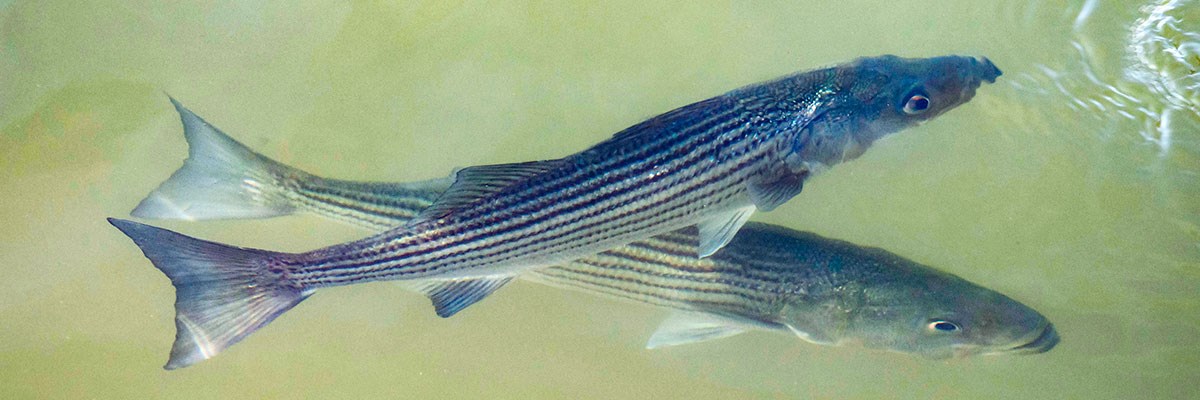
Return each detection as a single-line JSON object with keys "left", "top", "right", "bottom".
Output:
{"left": 131, "top": 98, "right": 303, "bottom": 220}
{"left": 108, "top": 218, "right": 311, "bottom": 369}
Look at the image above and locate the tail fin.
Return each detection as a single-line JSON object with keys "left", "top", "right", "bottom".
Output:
{"left": 131, "top": 98, "right": 304, "bottom": 220}
{"left": 108, "top": 218, "right": 312, "bottom": 370}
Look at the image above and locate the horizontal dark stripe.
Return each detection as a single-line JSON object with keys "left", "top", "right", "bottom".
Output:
{"left": 569, "top": 253, "right": 791, "bottom": 299}
{"left": 534, "top": 259, "right": 770, "bottom": 317}
{"left": 297, "top": 110, "right": 764, "bottom": 282}
{"left": 285, "top": 71, "right": 826, "bottom": 288}
{"left": 310, "top": 165, "right": 748, "bottom": 284}
{"left": 342, "top": 109, "right": 747, "bottom": 263}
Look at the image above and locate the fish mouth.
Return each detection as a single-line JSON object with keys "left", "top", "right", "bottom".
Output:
{"left": 959, "top": 56, "right": 1000, "bottom": 101}
{"left": 951, "top": 57, "right": 1000, "bottom": 108}
{"left": 972, "top": 56, "right": 1002, "bottom": 84}
{"left": 1005, "top": 323, "right": 1060, "bottom": 355}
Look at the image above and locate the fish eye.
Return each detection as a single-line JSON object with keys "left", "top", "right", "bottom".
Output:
{"left": 902, "top": 92, "right": 931, "bottom": 115}
{"left": 927, "top": 320, "right": 960, "bottom": 332}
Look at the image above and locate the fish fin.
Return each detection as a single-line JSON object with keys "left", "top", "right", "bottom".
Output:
{"left": 747, "top": 172, "right": 805, "bottom": 212}
{"left": 645, "top": 312, "right": 748, "bottom": 349}
{"left": 778, "top": 302, "right": 837, "bottom": 345}
{"left": 108, "top": 218, "right": 310, "bottom": 370}
{"left": 132, "top": 97, "right": 300, "bottom": 220}
{"left": 696, "top": 206, "right": 755, "bottom": 258}
{"left": 783, "top": 322, "right": 835, "bottom": 346}
{"left": 410, "top": 160, "right": 564, "bottom": 224}
{"left": 606, "top": 97, "right": 729, "bottom": 144}
{"left": 407, "top": 276, "right": 515, "bottom": 318}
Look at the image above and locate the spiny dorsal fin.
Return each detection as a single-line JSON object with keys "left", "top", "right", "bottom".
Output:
{"left": 409, "top": 160, "right": 564, "bottom": 224}
{"left": 409, "top": 276, "right": 515, "bottom": 317}
{"left": 645, "top": 312, "right": 749, "bottom": 349}
{"left": 697, "top": 206, "right": 756, "bottom": 258}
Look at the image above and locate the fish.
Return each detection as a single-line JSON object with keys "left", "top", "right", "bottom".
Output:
{"left": 539, "top": 223, "right": 1059, "bottom": 359}
{"left": 111, "top": 54, "right": 1002, "bottom": 368}
{"left": 130, "top": 107, "right": 1057, "bottom": 362}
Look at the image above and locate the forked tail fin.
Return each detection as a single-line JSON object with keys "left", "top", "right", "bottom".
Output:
{"left": 131, "top": 98, "right": 303, "bottom": 220}
{"left": 108, "top": 218, "right": 311, "bottom": 369}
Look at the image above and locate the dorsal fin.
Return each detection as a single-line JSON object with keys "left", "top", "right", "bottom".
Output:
{"left": 408, "top": 276, "right": 515, "bottom": 317}
{"left": 409, "top": 160, "right": 564, "bottom": 224}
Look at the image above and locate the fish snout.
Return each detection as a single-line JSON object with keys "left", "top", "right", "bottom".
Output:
{"left": 972, "top": 56, "right": 1002, "bottom": 84}
{"left": 1008, "top": 323, "right": 1060, "bottom": 355}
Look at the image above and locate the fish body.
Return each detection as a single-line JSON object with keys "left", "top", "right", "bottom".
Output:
{"left": 113, "top": 54, "right": 1002, "bottom": 368}
{"left": 542, "top": 223, "right": 1058, "bottom": 358}
{"left": 289, "top": 55, "right": 998, "bottom": 287}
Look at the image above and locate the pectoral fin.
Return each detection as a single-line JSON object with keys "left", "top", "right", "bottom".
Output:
{"left": 747, "top": 172, "right": 806, "bottom": 212}
{"left": 779, "top": 304, "right": 837, "bottom": 346}
{"left": 697, "top": 206, "right": 755, "bottom": 258}
{"left": 645, "top": 312, "right": 749, "bottom": 349}
{"left": 783, "top": 322, "right": 835, "bottom": 346}
{"left": 408, "top": 276, "right": 515, "bottom": 317}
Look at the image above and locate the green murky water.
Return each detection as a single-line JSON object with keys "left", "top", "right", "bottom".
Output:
{"left": 2, "top": 1, "right": 1197, "bottom": 398}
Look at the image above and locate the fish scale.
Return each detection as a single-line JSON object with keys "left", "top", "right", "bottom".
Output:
{"left": 309, "top": 92, "right": 782, "bottom": 276}
{"left": 295, "top": 93, "right": 777, "bottom": 284}
{"left": 291, "top": 66, "right": 853, "bottom": 282}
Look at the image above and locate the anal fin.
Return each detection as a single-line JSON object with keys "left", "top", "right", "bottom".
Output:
{"left": 646, "top": 312, "right": 749, "bottom": 349}
{"left": 697, "top": 206, "right": 755, "bottom": 258}
{"left": 409, "top": 276, "right": 515, "bottom": 318}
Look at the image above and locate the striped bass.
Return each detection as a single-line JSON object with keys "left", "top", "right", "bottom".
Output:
{"left": 110, "top": 55, "right": 1002, "bottom": 368}
{"left": 130, "top": 105, "right": 1056, "bottom": 364}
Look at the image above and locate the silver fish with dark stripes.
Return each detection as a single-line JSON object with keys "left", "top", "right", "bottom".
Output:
{"left": 130, "top": 108, "right": 1057, "bottom": 361}
{"left": 111, "top": 54, "right": 1002, "bottom": 368}
{"left": 533, "top": 224, "right": 1060, "bottom": 359}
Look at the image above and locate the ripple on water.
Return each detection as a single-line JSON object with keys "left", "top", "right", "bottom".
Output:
{"left": 1127, "top": 0, "right": 1200, "bottom": 153}
{"left": 1129, "top": 0, "right": 1200, "bottom": 113}
{"left": 1010, "top": 0, "right": 1200, "bottom": 156}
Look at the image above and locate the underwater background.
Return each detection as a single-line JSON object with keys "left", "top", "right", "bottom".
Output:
{"left": 1, "top": 0, "right": 1197, "bottom": 398}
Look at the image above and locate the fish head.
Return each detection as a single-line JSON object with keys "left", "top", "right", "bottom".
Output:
{"left": 788, "top": 54, "right": 1001, "bottom": 170}
{"left": 831, "top": 266, "right": 1057, "bottom": 359}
